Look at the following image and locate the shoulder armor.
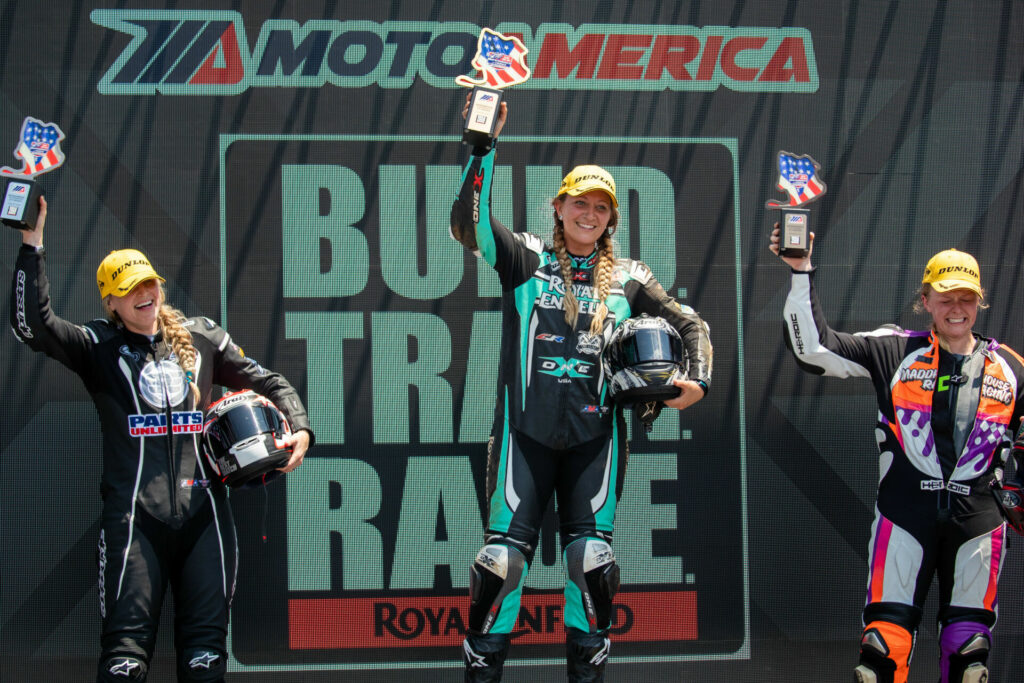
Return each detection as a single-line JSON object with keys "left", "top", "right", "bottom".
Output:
{"left": 185, "top": 316, "right": 224, "bottom": 346}
{"left": 513, "top": 232, "right": 546, "bottom": 255}
{"left": 616, "top": 258, "right": 653, "bottom": 285}
{"left": 674, "top": 301, "right": 696, "bottom": 316}
{"left": 185, "top": 316, "right": 220, "bottom": 332}
{"left": 81, "top": 319, "right": 119, "bottom": 343}
{"left": 992, "top": 340, "right": 1024, "bottom": 366}
{"left": 854, "top": 324, "right": 914, "bottom": 339}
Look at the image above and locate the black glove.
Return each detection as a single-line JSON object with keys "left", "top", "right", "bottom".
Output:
{"left": 992, "top": 478, "right": 1024, "bottom": 536}
{"left": 636, "top": 401, "right": 663, "bottom": 434}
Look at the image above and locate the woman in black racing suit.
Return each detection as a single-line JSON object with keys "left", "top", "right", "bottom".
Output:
{"left": 452, "top": 99, "right": 712, "bottom": 682}
{"left": 770, "top": 226, "right": 1024, "bottom": 683}
{"left": 10, "top": 197, "right": 314, "bottom": 683}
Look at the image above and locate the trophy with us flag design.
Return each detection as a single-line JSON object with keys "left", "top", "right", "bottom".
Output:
{"left": 766, "top": 151, "right": 827, "bottom": 258}
{"left": 456, "top": 28, "right": 532, "bottom": 151}
{"left": 1, "top": 116, "right": 67, "bottom": 231}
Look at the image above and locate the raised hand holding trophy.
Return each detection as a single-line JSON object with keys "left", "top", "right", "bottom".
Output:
{"left": 1, "top": 117, "right": 67, "bottom": 231}
{"left": 455, "top": 28, "right": 532, "bottom": 151}
{"left": 766, "top": 151, "right": 827, "bottom": 258}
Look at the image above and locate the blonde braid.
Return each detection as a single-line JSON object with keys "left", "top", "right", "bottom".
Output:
{"left": 551, "top": 223, "right": 581, "bottom": 329}
{"left": 588, "top": 233, "right": 616, "bottom": 335}
{"left": 158, "top": 301, "right": 201, "bottom": 405}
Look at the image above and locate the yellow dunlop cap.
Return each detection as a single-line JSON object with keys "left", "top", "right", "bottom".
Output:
{"left": 96, "top": 249, "right": 164, "bottom": 299}
{"left": 921, "top": 248, "right": 982, "bottom": 297}
{"left": 557, "top": 165, "right": 618, "bottom": 208}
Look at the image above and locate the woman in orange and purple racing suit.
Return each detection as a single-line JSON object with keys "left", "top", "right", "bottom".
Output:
{"left": 771, "top": 226, "right": 1024, "bottom": 683}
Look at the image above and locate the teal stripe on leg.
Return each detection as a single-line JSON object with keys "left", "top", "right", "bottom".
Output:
{"left": 491, "top": 566, "right": 527, "bottom": 634}
{"left": 487, "top": 390, "right": 515, "bottom": 532}
{"left": 563, "top": 574, "right": 589, "bottom": 632}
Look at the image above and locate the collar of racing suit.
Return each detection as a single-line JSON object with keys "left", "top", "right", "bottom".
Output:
{"left": 118, "top": 326, "right": 164, "bottom": 347}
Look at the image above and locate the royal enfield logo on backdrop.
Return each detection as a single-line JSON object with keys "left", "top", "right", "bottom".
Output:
{"left": 220, "top": 135, "right": 747, "bottom": 670}
{"left": 92, "top": 10, "right": 817, "bottom": 95}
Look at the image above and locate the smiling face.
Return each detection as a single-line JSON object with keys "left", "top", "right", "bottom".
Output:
{"left": 554, "top": 190, "right": 615, "bottom": 255}
{"left": 106, "top": 278, "right": 162, "bottom": 336}
{"left": 921, "top": 286, "right": 979, "bottom": 352}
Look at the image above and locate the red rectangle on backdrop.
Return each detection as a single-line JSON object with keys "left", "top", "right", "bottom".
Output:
{"left": 289, "top": 590, "right": 697, "bottom": 649}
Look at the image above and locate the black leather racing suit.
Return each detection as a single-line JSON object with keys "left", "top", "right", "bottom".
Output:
{"left": 11, "top": 244, "right": 313, "bottom": 682}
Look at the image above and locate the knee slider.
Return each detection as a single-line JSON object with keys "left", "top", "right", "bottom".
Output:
{"left": 468, "top": 543, "right": 527, "bottom": 634}
{"left": 178, "top": 648, "right": 226, "bottom": 682}
{"left": 98, "top": 655, "right": 148, "bottom": 682}
{"left": 855, "top": 621, "right": 914, "bottom": 683}
{"left": 940, "top": 621, "right": 990, "bottom": 683}
{"left": 565, "top": 537, "right": 620, "bottom": 632}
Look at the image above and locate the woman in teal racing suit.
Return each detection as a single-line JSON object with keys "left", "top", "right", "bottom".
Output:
{"left": 11, "top": 197, "right": 313, "bottom": 682}
{"left": 452, "top": 99, "right": 712, "bottom": 682}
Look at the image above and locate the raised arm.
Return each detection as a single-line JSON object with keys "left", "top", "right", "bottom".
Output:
{"left": 10, "top": 197, "right": 97, "bottom": 374}
{"left": 449, "top": 98, "right": 541, "bottom": 288}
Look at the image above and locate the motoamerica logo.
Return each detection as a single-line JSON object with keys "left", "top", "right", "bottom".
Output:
{"left": 92, "top": 11, "right": 818, "bottom": 95}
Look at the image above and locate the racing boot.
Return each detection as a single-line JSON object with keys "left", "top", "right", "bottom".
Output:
{"left": 463, "top": 631, "right": 510, "bottom": 682}
{"left": 566, "top": 627, "right": 611, "bottom": 683}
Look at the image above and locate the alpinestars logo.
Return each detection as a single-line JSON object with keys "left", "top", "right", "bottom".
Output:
{"left": 188, "top": 651, "right": 220, "bottom": 669}
{"left": 92, "top": 11, "right": 817, "bottom": 95}
{"left": 107, "top": 658, "right": 141, "bottom": 677}
{"left": 463, "top": 640, "right": 487, "bottom": 668}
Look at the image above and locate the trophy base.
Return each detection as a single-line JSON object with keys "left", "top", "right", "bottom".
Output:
{"left": 462, "top": 86, "right": 503, "bottom": 151}
{"left": 777, "top": 207, "right": 810, "bottom": 258}
{"left": 1, "top": 177, "right": 43, "bottom": 230}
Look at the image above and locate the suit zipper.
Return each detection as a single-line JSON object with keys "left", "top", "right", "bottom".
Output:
{"left": 942, "top": 356, "right": 967, "bottom": 508}
{"left": 157, "top": 344, "right": 181, "bottom": 524}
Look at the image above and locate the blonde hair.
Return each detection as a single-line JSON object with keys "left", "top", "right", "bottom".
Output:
{"left": 106, "top": 284, "right": 200, "bottom": 405}
{"left": 551, "top": 200, "right": 619, "bottom": 335}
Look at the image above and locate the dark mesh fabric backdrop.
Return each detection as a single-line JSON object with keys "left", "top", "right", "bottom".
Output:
{"left": 2, "top": 2, "right": 1023, "bottom": 682}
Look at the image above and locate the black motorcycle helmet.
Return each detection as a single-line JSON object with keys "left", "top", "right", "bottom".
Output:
{"left": 202, "top": 390, "right": 292, "bottom": 488}
{"left": 604, "top": 314, "right": 687, "bottom": 404}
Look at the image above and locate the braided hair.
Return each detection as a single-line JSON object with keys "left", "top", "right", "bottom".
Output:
{"left": 158, "top": 299, "right": 201, "bottom": 405}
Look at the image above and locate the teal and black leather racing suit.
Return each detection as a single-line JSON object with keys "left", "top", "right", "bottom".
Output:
{"left": 451, "top": 147, "right": 711, "bottom": 680}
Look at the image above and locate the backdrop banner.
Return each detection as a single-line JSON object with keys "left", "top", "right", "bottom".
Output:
{"left": 3, "top": 2, "right": 1023, "bottom": 682}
